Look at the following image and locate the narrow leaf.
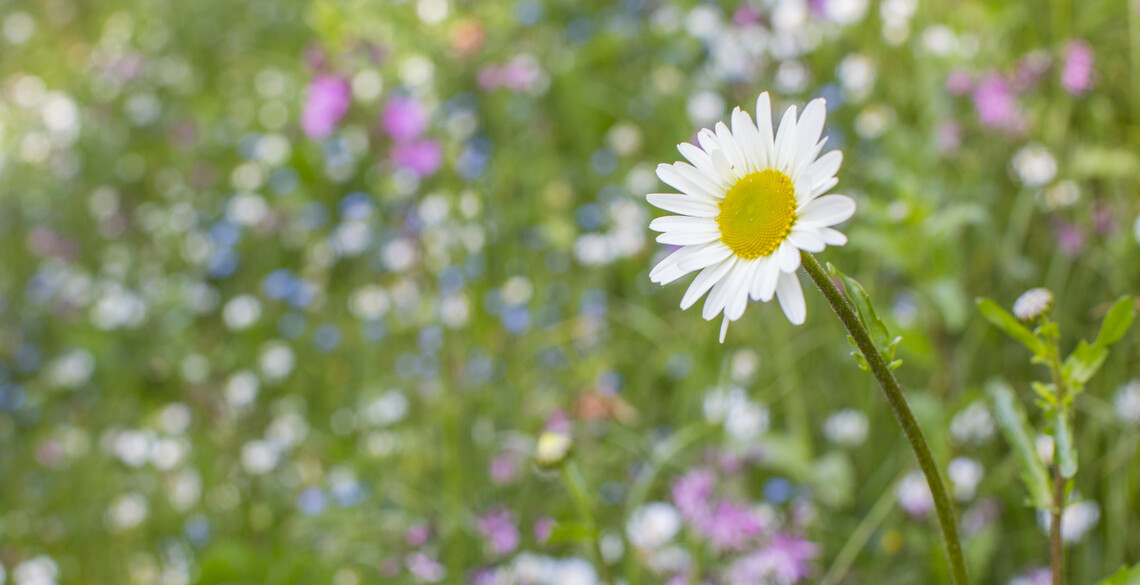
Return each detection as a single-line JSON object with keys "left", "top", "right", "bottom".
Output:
{"left": 1094, "top": 296, "right": 1135, "bottom": 349}
{"left": 1095, "top": 563, "right": 1140, "bottom": 585}
{"left": 1053, "top": 411, "right": 1077, "bottom": 479}
{"left": 977, "top": 298, "right": 1046, "bottom": 356}
{"left": 988, "top": 381, "right": 1052, "bottom": 509}
{"left": 547, "top": 521, "right": 597, "bottom": 544}
{"left": 1063, "top": 341, "right": 1108, "bottom": 387}
{"left": 828, "top": 263, "right": 892, "bottom": 349}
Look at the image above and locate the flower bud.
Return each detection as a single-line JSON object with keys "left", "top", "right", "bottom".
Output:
{"left": 1012, "top": 288, "right": 1053, "bottom": 321}
{"left": 534, "top": 431, "right": 572, "bottom": 469}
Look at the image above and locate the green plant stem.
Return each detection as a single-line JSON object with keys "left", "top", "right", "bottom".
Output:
{"left": 562, "top": 461, "right": 615, "bottom": 585}
{"left": 1046, "top": 340, "right": 1068, "bottom": 585}
{"left": 800, "top": 251, "right": 969, "bottom": 585}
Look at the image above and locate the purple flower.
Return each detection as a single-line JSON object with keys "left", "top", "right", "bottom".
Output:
{"left": 544, "top": 409, "right": 572, "bottom": 434}
{"left": 391, "top": 140, "right": 443, "bottom": 178}
{"left": 727, "top": 534, "right": 819, "bottom": 585}
{"left": 534, "top": 517, "right": 555, "bottom": 543}
{"left": 1061, "top": 40, "right": 1094, "bottom": 95}
{"left": 300, "top": 75, "right": 351, "bottom": 139}
{"left": 704, "top": 501, "right": 763, "bottom": 552}
{"left": 1014, "top": 51, "right": 1051, "bottom": 91}
{"left": 1093, "top": 203, "right": 1116, "bottom": 236}
{"left": 382, "top": 96, "right": 429, "bottom": 142}
{"left": 1055, "top": 222, "right": 1085, "bottom": 257}
{"left": 471, "top": 569, "right": 504, "bottom": 585}
{"left": 489, "top": 452, "right": 520, "bottom": 485}
{"left": 936, "top": 120, "right": 962, "bottom": 154}
{"left": 671, "top": 468, "right": 716, "bottom": 527}
{"left": 476, "top": 507, "right": 519, "bottom": 557}
{"left": 733, "top": 4, "right": 761, "bottom": 25}
{"left": 405, "top": 552, "right": 446, "bottom": 583}
{"left": 478, "top": 66, "right": 504, "bottom": 91}
{"left": 406, "top": 523, "right": 431, "bottom": 547}
{"left": 946, "top": 69, "right": 973, "bottom": 96}
{"left": 1011, "top": 568, "right": 1051, "bottom": 585}
{"left": 502, "top": 56, "right": 542, "bottom": 92}
{"left": 972, "top": 72, "right": 1026, "bottom": 133}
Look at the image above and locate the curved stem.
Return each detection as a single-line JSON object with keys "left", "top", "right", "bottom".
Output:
{"left": 800, "top": 251, "right": 970, "bottom": 585}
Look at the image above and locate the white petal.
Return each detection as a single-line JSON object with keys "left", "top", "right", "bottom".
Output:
{"left": 696, "top": 128, "right": 721, "bottom": 156}
{"left": 731, "top": 107, "right": 764, "bottom": 175}
{"left": 657, "top": 228, "right": 721, "bottom": 246}
{"left": 817, "top": 227, "right": 848, "bottom": 246}
{"left": 650, "top": 242, "right": 724, "bottom": 284}
{"left": 752, "top": 257, "right": 780, "bottom": 301}
{"left": 788, "top": 229, "right": 826, "bottom": 253}
{"left": 807, "top": 150, "right": 843, "bottom": 187}
{"left": 710, "top": 148, "right": 734, "bottom": 182}
{"left": 678, "top": 141, "right": 712, "bottom": 170}
{"left": 795, "top": 150, "right": 841, "bottom": 205}
{"left": 703, "top": 263, "right": 747, "bottom": 320}
{"left": 719, "top": 316, "right": 731, "bottom": 343}
{"left": 647, "top": 193, "right": 720, "bottom": 217}
{"left": 676, "top": 242, "right": 733, "bottom": 272}
{"left": 776, "top": 240, "right": 801, "bottom": 272}
{"left": 649, "top": 215, "right": 715, "bottom": 232}
{"left": 725, "top": 259, "right": 759, "bottom": 321}
{"left": 776, "top": 271, "right": 806, "bottom": 325}
{"left": 794, "top": 98, "right": 827, "bottom": 166}
{"left": 808, "top": 176, "right": 839, "bottom": 201}
{"left": 657, "top": 163, "right": 723, "bottom": 201}
{"left": 791, "top": 137, "right": 827, "bottom": 183}
{"left": 773, "top": 105, "right": 799, "bottom": 175}
{"left": 680, "top": 257, "right": 735, "bottom": 310}
{"left": 797, "top": 195, "right": 856, "bottom": 227}
{"left": 715, "top": 120, "right": 748, "bottom": 178}
{"left": 678, "top": 142, "right": 732, "bottom": 190}
{"left": 755, "top": 93, "right": 775, "bottom": 170}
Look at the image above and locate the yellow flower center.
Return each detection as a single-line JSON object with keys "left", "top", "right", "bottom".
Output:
{"left": 716, "top": 169, "right": 797, "bottom": 259}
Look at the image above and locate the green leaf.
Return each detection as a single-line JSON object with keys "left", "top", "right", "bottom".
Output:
{"left": 1062, "top": 297, "right": 1133, "bottom": 389}
{"left": 1053, "top": 411, "right": 1077, "bottom": 479}
{"left": 1063, "top": 341, "right": 1108, "bottom": 387}
{"left": 547, "top": 521, "right": 597, "bottom": 544}
{"left": 988, "top": 381, "right": 1052, "bottom": 509}
{"left": 1094, "top": 296, "right": 1135, "bottom": 349}
{"left": 1095, "top": 563, "right": 1140, "bottom": 585}
{"left": 828, "top": 263, "right": 891, "bottom": 349}
{"left": 977, "top": 298, "right": 1046, "bottom": 357}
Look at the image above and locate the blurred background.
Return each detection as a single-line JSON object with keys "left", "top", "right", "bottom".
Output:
{"left": 0, "top": 0, "right": 1138, "bottom": 583}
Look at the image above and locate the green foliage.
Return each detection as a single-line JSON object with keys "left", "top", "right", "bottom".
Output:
{"left": 829, "top": 263, "right": 902, "bottom": 371}
{"left": 988, "top": 382, "right": 1053, "bottom": 510}
{"left": 1053, "top": 410, "right": 1077, "bottom": 479}
{"left": 1096, "top": 564, "right": 1140, "bottom": 585}
{"left": 976, "top": 298, "right": 1047, "bottom": 358}
{"left": 1063, "top": 296, "right": 1135, "bottom": 391}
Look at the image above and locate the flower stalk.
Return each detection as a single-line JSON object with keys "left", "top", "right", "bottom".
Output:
{"left": 800, "top": 251, "right": 969, "bottom": 585}
{"left": 1044, "top": 327, "right": 1068, "bottom": 585}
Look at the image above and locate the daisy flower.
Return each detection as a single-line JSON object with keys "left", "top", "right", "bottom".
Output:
{"left": 647, "top": 93, "right": 855, "bottom": 342}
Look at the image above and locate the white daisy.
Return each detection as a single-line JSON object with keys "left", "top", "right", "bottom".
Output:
{"left": 647, "top": 92, "right": 856, "bottom": 342}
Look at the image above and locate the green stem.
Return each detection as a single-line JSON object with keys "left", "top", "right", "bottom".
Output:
{"left": 800, "top": 251, "right": 969, "bottom": 585}
{"left": 1045, "top": 334, "right": 1068, "bottom": 585}
{"left": 562, "top": 461, "right": 615, "bottom": 585}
